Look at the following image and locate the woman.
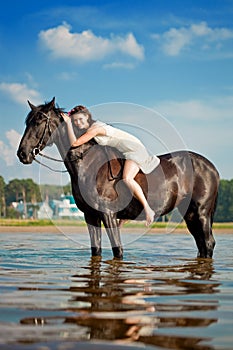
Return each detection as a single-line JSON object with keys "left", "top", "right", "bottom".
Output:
{"left": 62, "top": 105, "right": 160, "bottom": 226}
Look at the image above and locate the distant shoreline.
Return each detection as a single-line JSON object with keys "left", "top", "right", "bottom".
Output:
{"left": 0, "top": 222, "right": 232, "bottom": 234}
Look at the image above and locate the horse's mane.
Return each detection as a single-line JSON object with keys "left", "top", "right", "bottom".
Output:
{"left": 25, "top": 101, "right": 64, "bottom": 125}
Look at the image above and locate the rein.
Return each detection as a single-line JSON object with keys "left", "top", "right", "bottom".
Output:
{"left": 33, "top": 154, "right": 68, "bottom": 173}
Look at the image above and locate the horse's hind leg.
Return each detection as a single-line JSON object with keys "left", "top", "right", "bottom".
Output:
{"left": 102, "top": 212, "right": 123, "bottom": 259}
{"left": 85, "top": 212, "right": 102, "bottom": 257}
{"left": 202, "top": 215, "right": 215, "bottom": 258}
{"left": 183, "top": 200, "right": 215, "bottom": 258}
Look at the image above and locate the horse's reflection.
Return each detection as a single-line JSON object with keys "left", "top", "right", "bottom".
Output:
{"left": 64, "top": 258, "right": 219, "bottom": 349}
{"left": 20, "top": 257, "right": 218, "bottom": 348}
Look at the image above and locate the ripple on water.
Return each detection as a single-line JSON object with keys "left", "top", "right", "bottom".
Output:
{"left": 0, "top": 232, "right": 233, "bottom": 349}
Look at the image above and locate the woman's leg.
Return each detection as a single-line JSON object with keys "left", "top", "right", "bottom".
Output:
{"left": 122, "top": 159, "right": 155, "bottom": 226}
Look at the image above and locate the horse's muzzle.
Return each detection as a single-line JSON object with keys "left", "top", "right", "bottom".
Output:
{"left": 17, "top": 148, "right": 34, "bottom": 164}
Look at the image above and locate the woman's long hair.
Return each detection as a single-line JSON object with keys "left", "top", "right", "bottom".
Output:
{"left": 69, "top": 105, "right": 96, "bottom": 136}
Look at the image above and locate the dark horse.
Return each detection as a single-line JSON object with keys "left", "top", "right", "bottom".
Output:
{"left": 17, "top": 98, "right": 219, "bottom": 259}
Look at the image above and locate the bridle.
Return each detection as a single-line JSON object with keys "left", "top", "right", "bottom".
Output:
{"left": 31, "top": 111, "right": 68, "bottom": 173}
{"left": 32, "top": 111, "right": 53, "bottom": 158}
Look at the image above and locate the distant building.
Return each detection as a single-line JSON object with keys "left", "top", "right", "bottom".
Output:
{"left": 37, "top": 201, "right": 53, "bottom": 219}
{"left": 12, "top": 194, "right": 84, "bottom": 220}
{"left": 50, "top": 195, "right": 84, "bottom": 219}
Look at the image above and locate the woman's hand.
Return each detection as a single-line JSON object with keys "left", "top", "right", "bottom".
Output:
{"left": 61, "top": 112, "right": 71, "bottom": 123}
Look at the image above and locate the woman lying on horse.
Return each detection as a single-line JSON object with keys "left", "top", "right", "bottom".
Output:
{"left": 61, "top": 105, "right": 160, "bottom": 226}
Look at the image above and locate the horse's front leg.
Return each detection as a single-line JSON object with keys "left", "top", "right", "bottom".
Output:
{"left": 102, "top": 212, "right": 123, "bottom": 259}
{"left": 84, "top": 212, "right": 102, "bottom": 257}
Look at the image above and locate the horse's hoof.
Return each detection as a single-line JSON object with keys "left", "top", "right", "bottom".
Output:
{"left": 91, "top": 247, "right": 102, "bottom": 256}
{"left": 112, "top": 246, "right": 123, "bottom": 259}
{"left": 206, "top": 251, "right": 213, "bottom": 258}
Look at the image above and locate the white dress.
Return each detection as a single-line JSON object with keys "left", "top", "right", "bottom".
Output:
{"left": 92, "top": 121, "right": 160, "bottom": 174}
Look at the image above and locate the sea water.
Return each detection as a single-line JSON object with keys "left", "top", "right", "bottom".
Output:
{"left": 0, "top": 231, "right": 232, "bottom": 350}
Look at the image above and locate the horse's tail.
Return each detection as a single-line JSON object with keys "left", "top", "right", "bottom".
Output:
{"left": 211, "top": 191, "right": 218, "bottom": 223}
{"left": 211, "top": 172, "right": 220, "bottom": 224}
{"left": 189, "top": 151, "right": 220, "bottom": 224}
{"left": 207, "top": 159, "right": 220, "bottom": 225}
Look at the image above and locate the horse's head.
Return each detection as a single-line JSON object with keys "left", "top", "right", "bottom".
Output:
{"left": 17, "top": 97, "right": 64, "bottom": 164}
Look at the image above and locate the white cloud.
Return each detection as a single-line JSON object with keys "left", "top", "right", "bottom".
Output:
{"left": 154, "top": 96, "right": 233, "bottom": 176}
{"left": 155, "top": 96, "right": 233, "bottom": 121}
{"left": 0, "top": 82, "right": 42, "bottom": 106}
{"left": 39, "top": 23, "right": 144, "bottom": 62}
{"left": 153, "top": 21, "right": 233, "bottom": 56}
{"left": 0, "top": 129, "right": 21, "bottom": 166}
{"left": 162, "top": 27, "right": 192, "bottom": 56}
{"left": 57, "top": 71, "right": 78, "bottom": 80}
{"left": 103, "top": 62, "right": 135, "bottom": 69}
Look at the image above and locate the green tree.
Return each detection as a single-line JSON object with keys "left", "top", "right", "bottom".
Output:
{"left": 6, "top": 179, "right": 23, "bottom": 205}
{"left": 23, "top": 178, "right": 41, "bottom": 203}
{"left": 214, "top": 179, "right": 233, "bottom": 222}
{"left": 0, "top": 175, "right": 6, "bottom": 217}
{"left": 5, "top": 178, "right": 41, "bottom": 218}
{"left": 63, "top": 182, "right": 72, "bottom": 195}
{"left": 40, "top": 184, "right": 65, "bottom": 200}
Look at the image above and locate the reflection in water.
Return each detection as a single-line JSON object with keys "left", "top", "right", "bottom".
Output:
{"left": 19, "top": 258, "right": 219, "bottom": 349}
{"left": 1, "top": 233, "right": 231, "bottom": 349}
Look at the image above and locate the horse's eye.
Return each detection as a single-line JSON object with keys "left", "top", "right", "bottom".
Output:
{"left": 35, "top": 114, "right": 44, "bottom": 124}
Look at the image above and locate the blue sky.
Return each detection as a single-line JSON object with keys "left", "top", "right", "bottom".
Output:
{"left": 0, "top": 0, "right": 232, "bottom": 184}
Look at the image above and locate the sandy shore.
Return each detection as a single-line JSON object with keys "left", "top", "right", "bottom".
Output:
{"left": 0, "top": 225, "right": 232, "bottom": 234}
{"left": 0, "top": 225, "right": 177, "bottom": 233}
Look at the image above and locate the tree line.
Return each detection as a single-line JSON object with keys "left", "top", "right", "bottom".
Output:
{"left": 0, "top": 176, "right": 71, "bottom": 218}
{"left": 0, "top": 175, "right": 232, "bottom": 221}
{"left": 214, "top": 179, "right": 233, "bottom": 222}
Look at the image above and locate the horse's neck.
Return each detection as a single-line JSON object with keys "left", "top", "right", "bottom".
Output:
{"left": 54, "top": 125, "right": 93, "bottom": 175}
{"left": 52, "top": 124, "right": 70, "bottom": 159}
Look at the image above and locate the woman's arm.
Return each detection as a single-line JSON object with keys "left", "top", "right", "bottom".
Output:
{"left": 65, "top": 119, "right": 77, "bottom": 146}
{"left": 61, "top": 113, "right": 105, "bottom": 147}
{"left": 71, "top": 126, "right": 101, "bottom": 147}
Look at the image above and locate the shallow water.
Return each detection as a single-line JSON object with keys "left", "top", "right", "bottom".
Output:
{"left": 0, "top": 231, "right": 232, "bottom": 350}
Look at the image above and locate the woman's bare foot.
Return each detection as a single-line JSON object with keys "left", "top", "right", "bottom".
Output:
{"left": 145, "top": 207, "right": 155, "bottom": 226}
{"left": 118, "top": 219, "right": 128, "bottom": 228}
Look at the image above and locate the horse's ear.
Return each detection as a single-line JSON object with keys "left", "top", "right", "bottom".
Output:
{"left": 49, "top": 97, "right": 56, "bottom": 109}
{"left": 28, "top": 100, "right": 37, "bottom": 111}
